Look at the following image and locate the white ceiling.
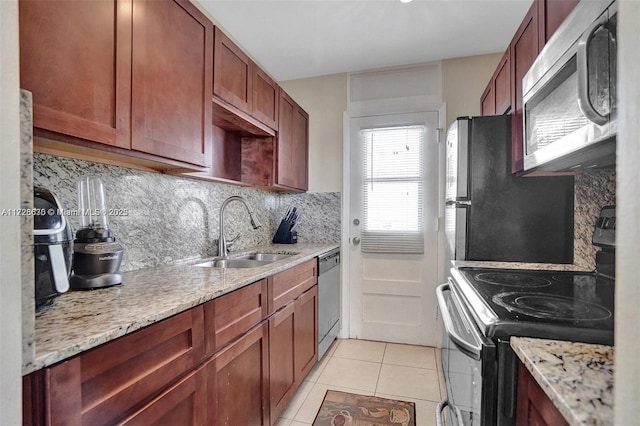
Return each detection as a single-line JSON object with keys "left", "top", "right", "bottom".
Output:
{"left": 198, "top": 0, "right": 534, "bottom": 82}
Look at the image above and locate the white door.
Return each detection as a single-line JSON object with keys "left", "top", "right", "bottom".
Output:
{"left": 348, "top": 111, "right": 440, "bottom": 346}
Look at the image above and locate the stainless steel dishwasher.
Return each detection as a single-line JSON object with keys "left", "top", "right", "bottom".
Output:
{"left": 317, "top": 248, "right": 340, "bottom": 359}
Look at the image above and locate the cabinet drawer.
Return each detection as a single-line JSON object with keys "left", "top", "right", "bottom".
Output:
{"left": 269, "top": 259, "right": 317, "bottom": 313}
{"left": 119, "top": 367, "right": 206, "bottom": 426}
{"left": 44, "top": 308, "right": 204, "bottom": 425}
{"left": 204, "top": 279, "right": 267, "bottom": 354}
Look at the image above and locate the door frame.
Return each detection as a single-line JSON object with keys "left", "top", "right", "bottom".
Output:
{"left": 340, "top": 103, "right": 447, "bottom": 341}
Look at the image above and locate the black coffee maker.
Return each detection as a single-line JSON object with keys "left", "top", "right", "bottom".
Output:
{"left": 34, "top": 187, "right": 73, "bottom": 310}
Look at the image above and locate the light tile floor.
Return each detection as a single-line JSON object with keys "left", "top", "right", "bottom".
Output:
{"left": 275, "top": 339, "right": 446, "bottom": 426}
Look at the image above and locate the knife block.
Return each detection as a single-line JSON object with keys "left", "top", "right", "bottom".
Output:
{"left": 273, "top": 230, "right": 297, "bottom": 244}
{"left": 272, "top": 217, "right": 298, "bottom": 244}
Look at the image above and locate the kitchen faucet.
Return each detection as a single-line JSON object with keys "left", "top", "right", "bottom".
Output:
{"left": 218, "top": 196, "right": 262, "bottom": 257}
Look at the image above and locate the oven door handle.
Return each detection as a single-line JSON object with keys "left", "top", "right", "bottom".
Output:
{"left": 436, "top": 283, "right": 482, "bottom": 361}
{"left": 436, "top": 399, "right": 464, "bottom": 426}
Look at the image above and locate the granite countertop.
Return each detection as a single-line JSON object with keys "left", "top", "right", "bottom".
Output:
{"left": 511, "top": 336, "right": 614, "bottom": 426}
{"left": 29, "top": 243, "right": 339, "bottom": 374}
{"left": 453, "top": 260, "right": 592, "bottom": 272}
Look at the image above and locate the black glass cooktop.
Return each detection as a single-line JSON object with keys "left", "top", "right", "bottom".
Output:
{"left": 451, "top": 267, "right": 615, "bottom": 345}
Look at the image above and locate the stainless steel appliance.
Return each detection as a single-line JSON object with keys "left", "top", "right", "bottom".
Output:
{"left": 318, "top": 248, "right": 340, "bottom": 359}
{"left": 436, "top": 207, "right": 616, "bottom": 425}
{"left": 33, "top": 187, "right": 73, "bottom": 309}
{"left": 523, "top": 0, "right": 617, "bottom": 172}
{"left": 445, "top": 116, "right": 574, "bottom": 264}
{"left": 70, "top": 176, "right": 124, "bottom": 289}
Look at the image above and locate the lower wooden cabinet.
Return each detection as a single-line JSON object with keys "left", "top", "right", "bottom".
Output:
{"left": 23, "top": 308, "right": 205, "bottom": 426}
{"left": 269, "top": 303, "right": 297, "bottom": 421}
{"left": 295, "top": 286, "right": 318, "bottom": 382}
{"left": 204, "top": 279, "right": 267, "bottom": 354}
{"left": 269, "top": 285, "right": 318, "bottom": 424}
{"left": 119, "top": 367, "right": 207, "bottom": 426}
{"left": 516, "top": 362, "right": 568, "bottom": 426}
{"left": 206, "top": 322, "right": 270, "bottom": 426}
{"left": 24, "top": 262, "right": 320, "bottom": 426}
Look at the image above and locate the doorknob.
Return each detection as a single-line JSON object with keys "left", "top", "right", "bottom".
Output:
{"left": 352, "top": 237, "right": 361, "bottom": 246}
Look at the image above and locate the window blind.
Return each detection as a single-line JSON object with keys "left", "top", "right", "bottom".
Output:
{"left": 361, "top": 125, "right": 425, "bottom": 254}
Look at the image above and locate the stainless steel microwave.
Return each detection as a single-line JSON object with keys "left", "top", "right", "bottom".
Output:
{"left": 522, "top": 0, "right": 617, "bottom": 172}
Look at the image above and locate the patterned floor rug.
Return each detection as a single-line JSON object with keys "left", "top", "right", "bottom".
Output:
{"left": 312, "top": 390, "right": 416, "bottom": 426}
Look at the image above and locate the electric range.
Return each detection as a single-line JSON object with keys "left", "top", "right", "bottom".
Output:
{"left": 436, "top": 206, "right": 616, "bottom": 425}
{"left": 451, "top": 267, "right": 614, "bottom": 345}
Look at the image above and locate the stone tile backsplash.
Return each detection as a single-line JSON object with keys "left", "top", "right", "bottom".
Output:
{"left": 573, "top": 171, "right": 616, "bottom": 270}
{"left": 33, "top": 153, "right": 341, "bottom": 272}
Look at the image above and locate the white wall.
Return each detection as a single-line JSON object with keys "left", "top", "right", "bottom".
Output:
{"left": 0, "top": 0, "right": 24, "bottom": 424}
{"left": 280, "top": 56, "right": 501, "bottom": 194}
{"left": 614, "top": 0, "right": 640, "bottom": 423}
{"left": 441, "top": 53, "right": 502, "bottom": 125}
{"left": 280, "top": 73, "right": 347, "bottom": 193}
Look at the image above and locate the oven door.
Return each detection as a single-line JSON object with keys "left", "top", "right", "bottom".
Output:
{"left": 436, "top": 282, "right": 496, "bottom": 426}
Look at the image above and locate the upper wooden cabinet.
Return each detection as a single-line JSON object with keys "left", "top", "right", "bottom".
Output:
{"left": 131, "top": 0, "right": 213, "bottom": 167}
{"left": 538, "top": 0, "right": 581, "bottom": 47}
{"left": 19, "top": 0, "right": 132, "bottom": 150}
{"left": 277, "top": 90, "right": 309, "bottom": 192}
{"left": 19, "top": 0, "right": 213, "bottom": 170}
{"left": 479, "top": 0, "right": 579, "bottom": 174}
{"left": 480, "top": 50, "right": 511, "bottom": 116}
{"left": 213, "top": 27, "right": 279, "bottom": 132}
{"left": 253, "top": 68, "right": 280, "bottom": 130}
{"left": 510, "top": 2, "right": 539, "bottom": 174}
{"left": 214, "top": 27, "right": 253, "bottom": 114}
{"left": 495, "top": 52, "right": 512, "bottom": 115}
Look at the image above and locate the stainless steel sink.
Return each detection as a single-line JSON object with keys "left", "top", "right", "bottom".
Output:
{"left": 194, "top": 259, "right": 271, "bottom": 269}
{"left": 237, "top": 253, "right": 295, "bottom": 262}
{"left": 193, "top": 252, "right": 296, "bottom": 269}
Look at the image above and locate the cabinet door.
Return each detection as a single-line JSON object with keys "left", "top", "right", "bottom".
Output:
{"left": 269, "top": 303, "right": 296, "bottom": 422}
{"left": 120, "top": 367, "right": 207, "bottom": 426}
{"left": 277, "top": 90, "right": 309, "bottom": 191}
{"left": 510, "top": 2, "right": 539, "bottom": 174}
{"left": 294, "top": 286, "right": 318, "bottom": 382}
{"left": 207, "top": 322, "right": 270, "bottom": 426}
{"left": 253, "top": 68, "right": 279, "bottom": 130}
{"left": 494, "top": 51, "right": 511, "bottom": 115}
{"left": 131, "top": 0, "right": 212, "bottom": 167}
{"left": 539, "top": 0, "right": 580, "bottom": 48}
{"left": 19, "top": 0, "right": 132, "bottom": 149}
{"left": 214, "top": 27, "right": 253, "bottom": 114}
{"left": 516, "top": 362, "right": 569, "bottom": 426}
{"left": 480, "top": 83, "right": 495, "bottom": 116}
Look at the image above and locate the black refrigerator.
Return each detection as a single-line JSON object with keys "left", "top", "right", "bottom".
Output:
{"left": 444, "top": 115, "right": 574, "bottom": 263}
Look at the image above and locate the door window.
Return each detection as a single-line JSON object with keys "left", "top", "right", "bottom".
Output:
{"left": 360, "top": 125, "right": 425, "bottom": 254}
